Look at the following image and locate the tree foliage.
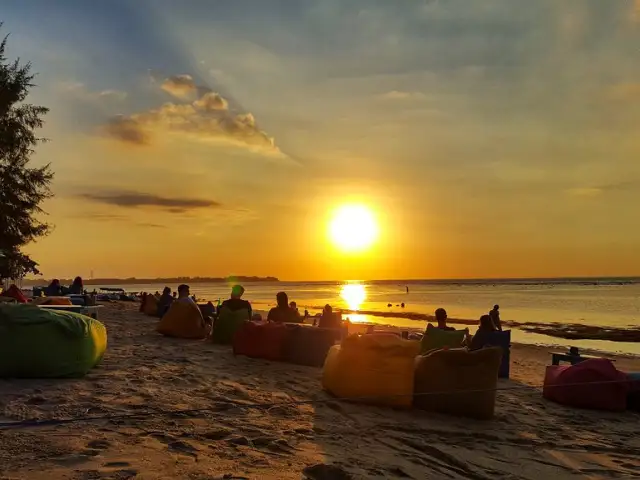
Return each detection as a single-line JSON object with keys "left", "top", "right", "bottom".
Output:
{"left": 0, "top": 26, "right": 53, "bottom": 280}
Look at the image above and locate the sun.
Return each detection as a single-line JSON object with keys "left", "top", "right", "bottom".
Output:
{"left": 329, "top": 204, "right": 379, "bottom": 252}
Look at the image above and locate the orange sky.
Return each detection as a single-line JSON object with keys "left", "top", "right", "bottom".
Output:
{"left": 5, "top": 0, "right": 640, "bottom": 280}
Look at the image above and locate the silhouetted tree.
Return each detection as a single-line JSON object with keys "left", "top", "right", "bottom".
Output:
{"left": 0, "top": 25, "right": 53, "bottom": 280}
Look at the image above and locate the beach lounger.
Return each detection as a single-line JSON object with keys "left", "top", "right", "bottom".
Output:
{"left": 550, "top": 351, "right": 613, "bottom": 366}
{"left": 37, "top": 304, "right": 103, "bottom": 320}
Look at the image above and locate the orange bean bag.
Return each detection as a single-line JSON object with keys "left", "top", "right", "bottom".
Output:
{"left": 156, "top": 301, "right": 209, "bottom": 339}
{"left": 322, "top": 334, "right": 420, "bottom": 408}
{"left": 32, "top": 297, "right": 73, "bottom": 306}
{"left": 413, "top": 347, "right": 502, "bottom": 419}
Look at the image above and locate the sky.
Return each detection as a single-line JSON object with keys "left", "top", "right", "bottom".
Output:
{"left": 2, "top": 0, "right": 640, "bottom": 281}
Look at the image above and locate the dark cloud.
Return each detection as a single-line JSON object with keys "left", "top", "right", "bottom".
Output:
{"left": 80, "top": 191, "right": 222, "bottom": 213}
{"left": 105, "top": 116, "right": 150, "bottom": 145}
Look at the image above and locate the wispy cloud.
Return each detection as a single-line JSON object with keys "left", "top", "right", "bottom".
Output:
{"left": 80, "top": 191, "right": 221, "bottom": 213}
{"left": 378, "top": 90, "right": 427, "bottom": 101}
{"left": 57, "top": 81, "right": 127, "bottom": 102}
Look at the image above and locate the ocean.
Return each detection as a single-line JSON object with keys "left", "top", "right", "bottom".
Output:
{"left": 94, "top": 279, "right": 640, "bottom": 355}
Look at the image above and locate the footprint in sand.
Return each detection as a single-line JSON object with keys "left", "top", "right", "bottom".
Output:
{"left": 303, "top": 464, "right": 354, "bottom": 480}
{"left": 87, "top": 439, "right": 111, "bottom": 450}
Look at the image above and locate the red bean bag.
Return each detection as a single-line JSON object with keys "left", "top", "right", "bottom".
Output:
{"left": 1, "top": 285, "right": 28, "bottom": 304}
{"left": 283, "top": 324, "right": 338, "bottom": 367}
{"left": 233, "top": 322, "right": 292, "bottom": 361}
{"left": 543, "top": 359, "right": 629, "bottom": 412}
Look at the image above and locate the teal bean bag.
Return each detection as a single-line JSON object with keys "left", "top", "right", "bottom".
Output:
{"left": 211, "top": 307, "right": 250, "bottom": 345}
{"left": 0, "top": 304, "right": 107, "bottom": 378}
{"left": 420, "top": 324, "right": 467, "bottom": 353}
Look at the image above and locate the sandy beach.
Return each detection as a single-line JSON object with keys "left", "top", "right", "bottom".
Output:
{"left": 1, "top": 302, "right": 639, "bottom": 480}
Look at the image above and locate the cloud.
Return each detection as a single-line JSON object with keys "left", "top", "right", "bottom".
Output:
{"left": 378, "top": 90, "right": 427, "bottom": 101}
{"left": 69, "top": 212, "right": 168, "bottom": 228}
{"left": 80, "top": 191, "right": 221, "bottom": 213}
{"left": 567, "top": 181, "right": 638, "bottom": 198}
{"left": 103, "top": 79, "right": 279, "bottom": 154}
{"left": 161, "top": 74, "right": 198, "bottom": 99}
{"left": 57, "top": 82, "right": 127, "bottom": 102}
{"left": 105, "top": 116, "right": 150, "bottom": 145}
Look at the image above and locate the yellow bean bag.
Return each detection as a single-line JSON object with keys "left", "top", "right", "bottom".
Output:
{"left": 142, "top": 294, "right": 159, "bottom": 316}
{"left": 413, "top": 347, "right": 502, "bottom": 419}
{"left": 322, "top": 334, "right": 420, "bottom": 408}
{"left": 156, "top": 301, "right": 209, "bottom": 339}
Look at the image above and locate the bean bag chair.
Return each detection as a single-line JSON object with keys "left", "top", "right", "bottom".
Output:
{"left": 32, "top": 296, "right": 73, "bottom": 306}
{"left": 420, "top": 324, "right": 467, "bottom": 353}
{"left": 471, "top": 330, "right": 511, "bottom": 379}
{"left": 627, "top": 373, "right": 640, "bottom": 412}
{"left": 413, "top": 347, "right": 502, "bottom": 419}
{"left": 0, "top": 304, "right": 107, "bottom": 378}
{"left": 232, "top": 321, "right": 292, "bottom": 361}
{"left": 211, "top": 307, "right": 250, "bottom": 345}
{"left": 322, "top": 334, "right": 420, "bottom": 408}
{"left": 543, "top": 359, "right": 629, "bottom": 412}
{"left": 156, "top": 301, "right": 209, "bottom": 340}
{"left": 1, "top": 285, "right": 27, "bottom": 303}
{"left": 283, "top": 325, "right": 338, "bottom": 367}
{"left": 142, "top": 294, "right": 159, "bottom": 317}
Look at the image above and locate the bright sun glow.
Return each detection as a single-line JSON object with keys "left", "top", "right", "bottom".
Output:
{"left": 329, "top": 204, "right": 379, "bottom": 252}
{"left": 341, "top": 283, "right": 366, "bottom": 310}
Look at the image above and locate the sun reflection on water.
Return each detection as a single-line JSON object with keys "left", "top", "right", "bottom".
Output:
{"left": 340, "top": 283, "right": 366, "bottom": 311}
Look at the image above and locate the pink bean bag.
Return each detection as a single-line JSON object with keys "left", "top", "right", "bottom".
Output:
{"left": 543, "top": 359, "right": 629, "bottom": 412}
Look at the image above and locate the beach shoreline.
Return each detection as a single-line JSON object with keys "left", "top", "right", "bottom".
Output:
{"left": 1, "top": 301, "right": 639, "bottom": 479}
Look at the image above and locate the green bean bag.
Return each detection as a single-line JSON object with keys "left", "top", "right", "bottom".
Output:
{"left": 211, "top": 307, "right": 250, "bottom": 345}
{"left": 420, "top": 324, "right": 467, "bottom": 353}
{"left": 0, "top": 304, "right": 107, "bottom": 378}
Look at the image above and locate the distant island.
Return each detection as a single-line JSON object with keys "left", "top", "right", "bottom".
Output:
{"left": 21, "top": 276, "right": 279, "bottom": 286}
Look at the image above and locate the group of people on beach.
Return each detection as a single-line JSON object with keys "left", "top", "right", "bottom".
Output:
{"left": 153, "top": 284, "right": 346, "bottom": 332}
{"left": 42, "top": 277, "right": 85, "bottom": 296}
{"left": 431, "top": 304, "right": 503, "bottom": 350}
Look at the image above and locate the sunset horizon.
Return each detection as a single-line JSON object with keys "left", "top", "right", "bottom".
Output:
{"left": 3, "top": 0, "right": 640, "bottom": 281}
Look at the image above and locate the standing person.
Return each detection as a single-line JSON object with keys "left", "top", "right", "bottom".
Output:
{"left": 489, "top": 305, "right": 502, "bottom": 331}
{"left": 267, "top": 292, "right": 300, "bottom": 323}
{"left": 219, "top": 285, "right": 252, "bottom": 318}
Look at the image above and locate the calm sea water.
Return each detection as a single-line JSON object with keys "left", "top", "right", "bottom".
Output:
{"left": 96, "top": 280, "right": 640, "bottom": 355}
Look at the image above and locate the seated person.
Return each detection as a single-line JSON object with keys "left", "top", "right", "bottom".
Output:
{"left": 267, "top": 292, "right": 301, "bottom": 323}
{"left": 44, "top": 279, "right": 63, "bottom": 297}
{"left": 318, "top": 304, "right": 341, "bottom": 330}
{"left": 219, "top": 285, "right": 252, "bottom": 319}
{"left": 157, "top": 286, "right": 174, "bottom": 317}
{"left": 426, "top": 307, "right": 455, "bottom": 332}
{"left": 468, "top": 315, "right": 498, "bottom": 351}
{"left": 68, "top": 276, "right": 85, "bottom": 295}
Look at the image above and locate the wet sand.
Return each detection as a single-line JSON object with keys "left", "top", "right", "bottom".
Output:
{"left": 1, "top": 302, "right": 639, "bottom": 479}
